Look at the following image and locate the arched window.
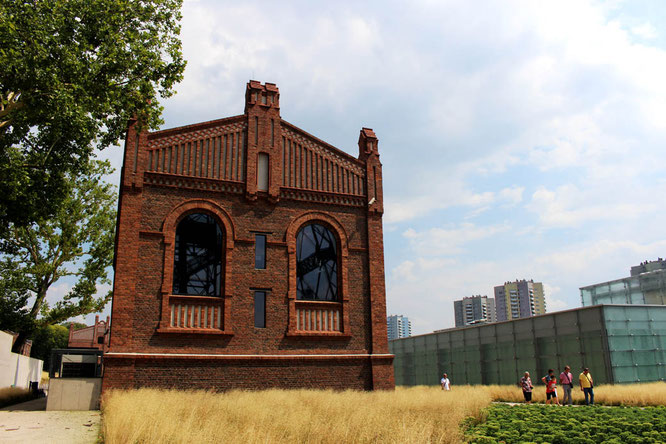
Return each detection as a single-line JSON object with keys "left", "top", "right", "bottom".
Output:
{"left": 296, "top": 223, "right": 338, "bottom": 301}
{"left": 172, "top": 213, "right": 223, "bottom": 297}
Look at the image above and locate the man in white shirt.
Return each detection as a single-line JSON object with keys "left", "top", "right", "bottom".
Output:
{"left": 440, "top": 373, "right": 451, "bottom": 391}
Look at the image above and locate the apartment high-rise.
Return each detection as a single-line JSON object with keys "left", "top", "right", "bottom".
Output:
{"left": 387, "top": 315, "right": 412, "bottom": 340}
{"left": 494, "top": 280, "right": 546, "bottom": 322}
{"left": 454, "top": 295, "right": 496, "bottom": 327}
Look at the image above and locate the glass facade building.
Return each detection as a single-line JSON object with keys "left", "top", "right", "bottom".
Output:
{"left": 581, "top": 262, "right": 666, "bottom": 306}
{"left": 390, "top": 305, "right": 666, "bottom": 386}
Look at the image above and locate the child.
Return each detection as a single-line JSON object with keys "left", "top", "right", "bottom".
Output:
{"left": 542, "top": 369, "right": 559, "bottom": 405}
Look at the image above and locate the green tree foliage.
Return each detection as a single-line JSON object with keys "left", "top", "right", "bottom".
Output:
{"left": 0, "top": 160, "right": 117, "bottom": 351}
{"left": 0, "top": 0, "right": 185, "bottom": 230}
{"left": 30, "top": 323, "right": 69, "bottom": 369}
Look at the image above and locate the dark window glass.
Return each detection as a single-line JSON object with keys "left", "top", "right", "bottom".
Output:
{"left": 254, "top": 291, "right": 266, "bottom": 328}
{"left": 172, "top": 213, "right": 223, "bottom": 296}
{"left": 296, "top": 223, "right": 338, "bottom": 301}
{"left": 255, "top": 234, "right": 266, "bottom": 269}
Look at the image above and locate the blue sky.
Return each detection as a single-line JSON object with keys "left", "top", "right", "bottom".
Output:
{"left": 65, "top": 0, "right": 666, "bottom": 333}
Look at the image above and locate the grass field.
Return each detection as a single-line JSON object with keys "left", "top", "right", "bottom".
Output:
{"left": 102, "top": 386, "right": 490, "bottom": 444}
{"left": 101, "top": 383, "right": 666, "bottom": 444}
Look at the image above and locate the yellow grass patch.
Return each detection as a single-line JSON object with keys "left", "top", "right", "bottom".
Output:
{"left": 101, "top": 382, "right": 666, "bottom": 443}
{"left": 102, "top": 386, "right": 491, "bottom": 444}
{"left": 0, "top": 387, "right": 32, "bottom": 408}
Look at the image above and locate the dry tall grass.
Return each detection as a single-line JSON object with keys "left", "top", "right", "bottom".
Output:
{"left": 483, "top": 381, "right": 666, "bottom": 406}
{"left": 102, "top": 386, "right": 491, "bottom": 444}
{"left": 0, "top": 387, "right": 33, "bottom": 408}
{"left": 102, "top": 382, "right": 666, "bottom": 443}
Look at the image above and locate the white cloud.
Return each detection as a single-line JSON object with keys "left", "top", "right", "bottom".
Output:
{"left": 528, "top": 184, "right": 659, "bottom": 228}
{"left": 631, "top": 23, "right": 658, "bottom": 40}
{"left": 543, "top": 283, "right": 568, "bottom": 312}
{"left": 498, "top": 186, "right": 524, "bottom": 206}
{"left": 403, "top": 222, "right": 510, "bottom": 256}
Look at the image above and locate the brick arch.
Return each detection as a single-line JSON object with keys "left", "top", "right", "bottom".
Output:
{"left": 285, "top": 212, "right": 348, "bottom": 255}
{"left": 162, "top": 199, "right": 236, "bottom": 248}
{"left": 157, "top": 199, "right": 235, "bottom": 334}
{"left": 285, "top": 212, "right": 350, "bottom": 337}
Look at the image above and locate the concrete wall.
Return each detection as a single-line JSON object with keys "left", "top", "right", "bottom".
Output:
{"left": 46, "top": 378, "right": 102, "bottom": 411}
{"left": 0, "top": 331, "right": 43, "bottom": 389}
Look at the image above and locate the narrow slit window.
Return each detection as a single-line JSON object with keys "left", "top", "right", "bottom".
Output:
{"left": 257, "top": 153, "right": 269, "bottom": 191}
{"left": 255, "top": 234, "right": 266, "bottom": 269}
{"left": 254, "top": 291, "right": 266, "bottom": 328}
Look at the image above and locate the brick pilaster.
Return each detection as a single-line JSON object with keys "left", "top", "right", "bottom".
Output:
{"left": 244, "top": 81, "right": 282, "bottom": 201}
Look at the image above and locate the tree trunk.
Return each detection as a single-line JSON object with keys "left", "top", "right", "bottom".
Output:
{"left": 11, "top": 284, "right": 48, "bottom": 353}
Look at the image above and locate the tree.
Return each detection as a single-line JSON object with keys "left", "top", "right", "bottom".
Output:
{"left": 0, "top": 0, "right": 185, "bottom": 230}
{"left": 30, "top": 323, "right": 70, "bottom": 369}
{"left": 0, "top": 159, "right": 117, "bottom": 352}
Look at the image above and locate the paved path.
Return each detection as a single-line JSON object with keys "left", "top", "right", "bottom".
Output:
{"left": 0, "top": 398, "right": 100, "bottom": 444}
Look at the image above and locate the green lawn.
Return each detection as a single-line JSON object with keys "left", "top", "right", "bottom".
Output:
{"left": 464, "top": 404, "right": 666, "bottom": 443}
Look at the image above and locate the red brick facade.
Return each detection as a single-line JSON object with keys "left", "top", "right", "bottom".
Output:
{"left": 103, "top": 81, "right": 394, "bottom": 391}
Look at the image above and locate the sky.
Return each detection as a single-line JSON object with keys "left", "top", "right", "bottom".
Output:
{"left": 66, "top": 0, "right": 666, "bottom": 333}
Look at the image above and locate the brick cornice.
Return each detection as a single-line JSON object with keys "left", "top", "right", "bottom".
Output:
{"left": 144, "top": 172, "right": 245, "bottom": 195}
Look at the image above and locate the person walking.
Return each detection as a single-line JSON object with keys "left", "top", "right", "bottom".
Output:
{"left": 560, "top": 365, "right": 574, "bottom": 406}
{"left": 440, "top": 373, "right": 451, "bottom": 391}
{"left": 520, "top": 371, "right": 533, "bottom": 403}
{"left": 542, "top": 369, "right": 559, "bottom": 405}
{"left": 579, "top": 367, "right": 594, "bottom": 405}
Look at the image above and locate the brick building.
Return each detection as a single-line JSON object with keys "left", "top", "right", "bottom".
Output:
{"left": 103, "top": 81, "right": 394, "bottom": 391}
{"left": 68, "top": 315, "right": 110, "bottom": 351}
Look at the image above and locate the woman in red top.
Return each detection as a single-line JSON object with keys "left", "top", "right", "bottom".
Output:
{"left": 541, "top": 369, "right": 560, "bottom": 405}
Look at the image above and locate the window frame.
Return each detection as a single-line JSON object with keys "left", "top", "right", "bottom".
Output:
{"left": 285, "top": 212, "right": 351, "bottom": 337}
{"left": 172, "top": 213, "right": 224, "bottom": 297}
{"left": 253, "top": 290, "right": 267, "bottom": 328}
{"left": 254, "top": 233, "right": 267, "bottom": 270}
{"left": 295, "top": 223, "right": 339, "bottom": 302}
{"left": 257, "top": 152, "right": 269, "bottom": 191}
{"left": 156, "top": 199, "right": 236, "bottom": 336}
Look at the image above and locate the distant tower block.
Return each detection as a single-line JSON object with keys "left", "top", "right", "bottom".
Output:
{"left": 494, "top": 280, "right": 545, "bottom": 322}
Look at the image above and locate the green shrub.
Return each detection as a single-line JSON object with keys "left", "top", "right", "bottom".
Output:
{"left": 464, "top": 404, "right": 666, "bottom": 443}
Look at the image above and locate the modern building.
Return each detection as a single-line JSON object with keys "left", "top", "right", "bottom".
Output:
{"left": 390, "top": 305, "right": 666, "bottom": 386}
{"left": 494, "top": 279, "right": 546, "bottom": 322}
{"left": 104, "top": 81, "right": 394, "bottom": 392}
{"left": 387, "top": 315, "right": 412, "bottom": 340}
{"left": 454, "top": 295, "right": 496, "bottom": 327}
{"left": 581, "top": 259, "right": 666, "bottom": 306}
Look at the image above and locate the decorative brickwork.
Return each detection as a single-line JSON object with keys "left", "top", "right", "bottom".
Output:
{"left": 104, "top": 81, "right": 394, "bottom": 391}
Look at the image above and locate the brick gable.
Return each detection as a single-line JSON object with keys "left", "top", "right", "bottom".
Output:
{"left": 103, "top": 81, "right": 394, "bottom": 391}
